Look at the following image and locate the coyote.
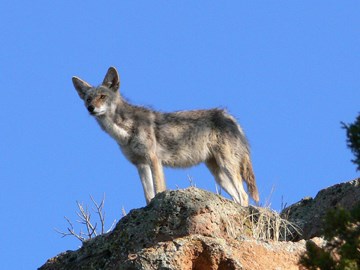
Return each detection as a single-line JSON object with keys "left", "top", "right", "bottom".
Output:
{"left": 72, "top": 67, "right": 259, "bottom": 206}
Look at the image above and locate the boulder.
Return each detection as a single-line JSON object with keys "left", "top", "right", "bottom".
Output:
{"left": 39, "top": 187, "right": 303, "bottom": 270}
{"left": 281, "top": 178, "right": 359, "bottom": 239}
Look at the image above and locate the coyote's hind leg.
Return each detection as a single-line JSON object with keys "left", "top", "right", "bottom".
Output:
{"left": 205, "top": 158, "right": 247, "bottom": 205}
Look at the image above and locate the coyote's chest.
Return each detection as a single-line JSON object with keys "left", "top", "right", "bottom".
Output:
{"left": 97, "top": 116, "right": 130, "bottom": 145}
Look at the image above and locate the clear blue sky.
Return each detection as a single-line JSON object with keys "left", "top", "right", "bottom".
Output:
{"left": 1, "top": 1, "right": 359, "bottom": 269}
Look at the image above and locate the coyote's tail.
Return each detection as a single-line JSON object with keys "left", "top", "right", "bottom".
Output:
{"left": 240, "top": 153, "right": 259, "bottom": 203}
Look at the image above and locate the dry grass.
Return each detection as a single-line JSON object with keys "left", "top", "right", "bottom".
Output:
{"left": 245, "top": 206, "right": 301, "bottom": 241}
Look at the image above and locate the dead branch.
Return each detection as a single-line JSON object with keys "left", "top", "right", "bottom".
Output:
{"left": 90, "top": 194, "right": 105, "bottom": 234}
{"left": 55, "top": 194, "right": 117, "bottom": 243}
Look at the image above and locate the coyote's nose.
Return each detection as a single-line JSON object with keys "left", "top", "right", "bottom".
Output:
{"left": 87, "top": 105, "right": 95, "bottom": 113}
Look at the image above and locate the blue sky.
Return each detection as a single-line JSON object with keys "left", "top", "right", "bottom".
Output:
{"left": 1, "top": 1, "right": 359, "bottom": 269}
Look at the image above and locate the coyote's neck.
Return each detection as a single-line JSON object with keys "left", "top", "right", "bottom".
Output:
{"left": 96, "top": 103, "right": 130, "bottom": 146}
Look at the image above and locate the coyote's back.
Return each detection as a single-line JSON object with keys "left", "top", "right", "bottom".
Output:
{"left": 72, "top": 67, "right": 259, "bottom": 206}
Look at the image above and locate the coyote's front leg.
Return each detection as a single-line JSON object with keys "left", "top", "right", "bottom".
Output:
{"left": 136, "top": 156, "right": 166, "bottom": 205}
{"left": 137, "top": 164, "right": 155, "bottom": 204}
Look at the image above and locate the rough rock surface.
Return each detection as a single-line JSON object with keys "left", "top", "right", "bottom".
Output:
{"left": 281, "top": 178, "right": 360, "bottom": 239}
{"left": 39, "top": 179, "right": 359, "bottom": 270}
{"left": 39, "top": 188, "right": 303, "bottom": 270}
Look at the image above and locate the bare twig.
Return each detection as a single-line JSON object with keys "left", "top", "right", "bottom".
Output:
{"left": 215, "top": 183, "right": 222, "bottom": 195}
{"left": 280, "top": 195, "right": 288, "bottom": 212}
{"left": 121, "top": 206, "right": 127, "bottom": 217}
{"left": 76, "top": 201, "right": 97, "bottom": 238}
{"left": 187, "top": 174, "right": 196, "bottom": 187}
{"left": 55, "top": 194, "right": 117, "bottom": 243}
{"left": 263, "top": 184, "right": 276, "bottom": 208}
{"left": 90, "top": 194, "right": 105, "bottom": 234}
{"left": 55, "top": 216, "right": 87, "bottom": 242}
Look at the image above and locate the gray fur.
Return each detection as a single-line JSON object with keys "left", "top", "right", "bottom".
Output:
{"left": 72, "top": 67, "right": 259, "bottom": 206}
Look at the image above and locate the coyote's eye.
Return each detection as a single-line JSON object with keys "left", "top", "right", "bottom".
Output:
{"left": 100, "top": 95, "right": 107, "bottom": 100}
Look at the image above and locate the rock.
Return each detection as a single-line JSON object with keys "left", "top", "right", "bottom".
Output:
{"left": 39, "top": 187, "right": 304, "bottom": 270}
{"left": 281, "top": 178, "right": 360, "bottom": 240}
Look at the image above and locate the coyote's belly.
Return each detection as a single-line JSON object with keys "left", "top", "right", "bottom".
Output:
{"left": 159, "top": 143, "right": 212, "bottom": 168}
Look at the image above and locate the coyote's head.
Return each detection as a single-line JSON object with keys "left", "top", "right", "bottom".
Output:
{"left": 72, "top": 67, "right": 120, "bottom": 116}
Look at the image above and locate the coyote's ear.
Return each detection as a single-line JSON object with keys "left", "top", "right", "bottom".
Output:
{"left": 72, "top": 77, "right": 92, "bottom": 100}
{"left": 102, "top": 67, "right": 120, "bottom": 92}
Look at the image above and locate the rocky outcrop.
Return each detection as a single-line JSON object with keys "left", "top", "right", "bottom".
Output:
{"left": 40, "top": 188, "right": 303, "bottom": 270}
{"left": 281, "top": 178, "right": 360, "bottom": 239}
{"left": 39, "top": 179, "right": 359, "bottom": 270}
